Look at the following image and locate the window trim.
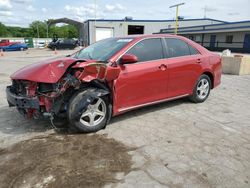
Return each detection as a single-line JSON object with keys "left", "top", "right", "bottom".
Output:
{"left": 188, "top": 43, "right": 200, "bottom": 55}
{"left": 116, "top": 37, "right": 201, "bottom": 64}
{"left": 116, "top": 37, "right": 167, "bottom": 64}
{"left": 164, "top": 38, "right": 201, "bottom": 59}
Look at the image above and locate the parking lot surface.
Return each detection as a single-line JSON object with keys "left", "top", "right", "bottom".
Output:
{"left": 0, "top": 49, "right": 250, "bottom": 187}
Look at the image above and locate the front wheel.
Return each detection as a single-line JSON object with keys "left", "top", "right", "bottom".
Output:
{"left": 67, "top": 89, "right": 109, "bottom": 133}
{"left": 189, "top": 74, "right": 211, "bottom": 103}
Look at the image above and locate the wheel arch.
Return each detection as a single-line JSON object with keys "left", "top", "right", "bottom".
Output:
{"left": 80, "top": 79, "right": 112, "bottom": 103}
{"left": 202, "top": 71, "right": 214, "bottom": 89}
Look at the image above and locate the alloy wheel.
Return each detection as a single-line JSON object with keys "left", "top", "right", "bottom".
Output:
{"left": 196, "top": 78, "right": 210, "bottom": 100}
{"left": 80, "top": 98, "right": 106, "bottom": 127}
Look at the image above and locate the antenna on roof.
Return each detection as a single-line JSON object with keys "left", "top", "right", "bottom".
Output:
{"left": 203, "top": 6, "right": 208, "bottom": 18}
{"left": 124, "top": 17, "right": 133, "bottom": 21}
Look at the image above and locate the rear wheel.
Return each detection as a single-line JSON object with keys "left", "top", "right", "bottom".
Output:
{"left": 189, "top": 74, "right": 211, "bottom": 103}
{"left": 67, "top": 89, "right": 109, "bottom": 133}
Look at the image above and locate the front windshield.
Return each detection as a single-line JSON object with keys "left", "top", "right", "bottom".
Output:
{"left": 73, "top": 38, "right": 133, "bottom": 62}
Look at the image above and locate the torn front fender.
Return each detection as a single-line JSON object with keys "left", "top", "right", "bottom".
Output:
{"left": 73, "top": 62, "right": 121, "bottom": 82}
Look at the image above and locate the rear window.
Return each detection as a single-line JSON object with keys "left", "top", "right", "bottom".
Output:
{"left": 188, "top": 44, "right": 199, "bottom": 55}
{"left": 165, "top": 38, "right": 190, "bottom": 58}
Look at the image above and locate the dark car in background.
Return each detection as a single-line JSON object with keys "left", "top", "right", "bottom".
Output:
{"left": 48, "top": 39, "right": 77, "bottom": 50}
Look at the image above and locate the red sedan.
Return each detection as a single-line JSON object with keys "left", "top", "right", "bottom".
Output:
{"left": 6, "top": 34, "right": 221, "bottom": 133}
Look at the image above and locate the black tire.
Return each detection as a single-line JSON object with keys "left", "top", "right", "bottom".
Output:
{"left": 189, "top": 74, "right": 211, "bottom": 103}
{"left": 67, "top": 89, "right": 109, "bottom": 133}
{"left": 52, "top": 116, "right": 68, "bottom": 128}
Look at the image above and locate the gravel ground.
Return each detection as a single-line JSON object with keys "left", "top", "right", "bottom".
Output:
{"left": 0, "top": 49, "right": 250, "bottom": 188}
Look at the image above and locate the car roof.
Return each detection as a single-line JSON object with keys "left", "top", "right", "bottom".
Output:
{"left": 117, "top": 34, "right": 182, "bottom": 40}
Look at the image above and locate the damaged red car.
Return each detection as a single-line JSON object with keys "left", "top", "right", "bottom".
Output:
{"left": 6, "top": 34, "right": 221, "bottom": 133}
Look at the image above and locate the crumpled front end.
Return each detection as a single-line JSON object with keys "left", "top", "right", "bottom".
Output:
{"left": 6, "top": 60, "right": 121, "bottom": 120}
{"left": 6, "top": 81, "right": 40, "bottom": 118}
{"left": 6, "top": 74, "right": 80, "bottom": 119}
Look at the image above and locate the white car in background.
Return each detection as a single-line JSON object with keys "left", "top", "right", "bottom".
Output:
{"left": 38, "top": 42, "right": 46, "bottom": 48}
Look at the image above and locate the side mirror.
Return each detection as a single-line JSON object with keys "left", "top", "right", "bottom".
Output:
{"left": 120, "top": 54, "right": 138, "bottom": 65}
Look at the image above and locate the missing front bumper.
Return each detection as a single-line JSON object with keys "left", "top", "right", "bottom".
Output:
{"left": 6, "top": 86, "right": 40, "bottom": 109}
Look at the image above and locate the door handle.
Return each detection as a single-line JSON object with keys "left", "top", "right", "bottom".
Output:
{"left": 196, "top": 58, "right": 202, "bottom": 63}
{"left": 159, "top": 64, "right": 167, "bottom": 71}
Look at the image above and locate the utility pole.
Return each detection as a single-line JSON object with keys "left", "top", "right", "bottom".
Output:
{"left": 94, "top": 0, "right": 97, "bottom": 26}
{"left": 36, "top": 23, "right": 40, "bottom": 38}
{"left": 169, "top": 2, "right": 185, "bottom": 35}
{"left": 94, "top": 0, "right": 97, "bottom": 42}
{"left": 45, "top": 20, "right": 51, "bottom": 46}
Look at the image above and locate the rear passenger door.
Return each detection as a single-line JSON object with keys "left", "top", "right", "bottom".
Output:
{"left": 164, "top": 38, "right": 202, "bottom": 98}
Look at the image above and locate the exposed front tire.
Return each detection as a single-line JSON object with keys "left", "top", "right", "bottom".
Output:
{"left": 51, "top": 116, "right": 68, "bottom": 128}
{"left": 189, "top": 74, "right": 211, "bottom": 103}
{"left": 67, "top": 89, "right": 109, "bottom": 133}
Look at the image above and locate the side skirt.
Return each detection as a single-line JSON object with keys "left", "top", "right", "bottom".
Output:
{"left": 117, "top": 94, "right": 189, "bottom": 114}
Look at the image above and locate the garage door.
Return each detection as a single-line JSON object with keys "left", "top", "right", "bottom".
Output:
{"left": 95, "top": 28, "right": 114, "bottom": 42}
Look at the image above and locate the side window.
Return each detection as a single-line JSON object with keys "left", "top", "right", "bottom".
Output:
{"left": 188, "top": 44, "right": 199, "bottom": 55}
{"left": 126, "top": 38, "right": 164, "bottom": 62}
{"left": 165, "top": 38, "right": 190, "bottom": 58}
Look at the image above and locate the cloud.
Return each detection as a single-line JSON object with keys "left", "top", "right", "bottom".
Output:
{"left": 105, "top": 3, "right": 126, "bottom": 12}
{"left": 0, "top": 0, "right": 12, "bottom": 11}
{"left": 203, "top": 6, "right": 217, "bottom": 12}
{"left": 26, "top": 5, "right": 35, "bottom": 12}
{"left": 42, "top": 8, "right": 47, "bottom": 13}
{"left": 64, "top": 4, "right": 104, "bottom": 20}
{"left": 0, "top": 10, "right": 13, "bottom": 16}
{"left": 11, "top": 0, "right": 33, "bottom": 4}
{"left": 228, "top": 12, "right": 240, "bottom": 16}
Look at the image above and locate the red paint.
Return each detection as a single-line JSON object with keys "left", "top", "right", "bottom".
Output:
{"left": 110, "top": 35, "right": 221, "bottom": 115}
{"left": 0, "top": 39, "right": 18, "bottom": 47}
{"left": 120, "top": 54, "right": 138, "bottom": 64}
{"left": 11, "top": 57, "right": 78, "bottom": 83}
{"left": 9, "top": 34, "right": 221, "bottom": 118}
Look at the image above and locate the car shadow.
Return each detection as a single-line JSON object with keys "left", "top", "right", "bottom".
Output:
{"left": 0, "top": 97, "right": 190, "bottom": 135}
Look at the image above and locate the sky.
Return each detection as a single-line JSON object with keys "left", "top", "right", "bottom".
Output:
{"left": 0, "top": 0, "right": 250, "bottom": 27}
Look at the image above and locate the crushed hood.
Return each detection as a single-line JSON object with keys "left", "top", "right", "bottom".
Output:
{"left": 11, "top": 57, "right": 82, "bottom": 83}
{"left": 11, "top": 57, "right": 121, "bottom": 84}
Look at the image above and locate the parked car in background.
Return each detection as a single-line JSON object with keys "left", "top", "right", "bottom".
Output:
{"left": 0, "top": 39, "right": 18, "bottom": 47}
{"left": 6, "top": 34, "right": 221, "bottom": 133}
{"left": 0, "top": 43, "right": 28, "bottom": 51}
{"left": 38, "top": 42, "right": 46, "bottom": 49}
{"left": 48, "top": 39, "right": 77, "bottom": 50}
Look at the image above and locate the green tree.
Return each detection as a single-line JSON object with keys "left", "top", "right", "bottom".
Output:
{"left": 5, "top": 26, "right": 30, "bottom": 37}
{"left": 29, "top": 21, "right": 47, "bottom": 38}
{"left": 0, "top": 22, "right": 8, "bottom": 37}
{"left": 0, "top": 21, "right": 79, "bottom": 38}
{"left": 49, "top": 24, "right": 78, "bottom": 39}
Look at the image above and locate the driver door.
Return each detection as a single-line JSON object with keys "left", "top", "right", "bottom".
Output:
{"left": 114, "top": 38, "right": 169, "bottom": 113}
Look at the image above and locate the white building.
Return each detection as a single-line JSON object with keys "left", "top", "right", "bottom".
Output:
{"left": 82, "top": 18, "right": 225, "bottom": 46}
{"left": 159, "top": 20, "right": 250, "bottom": 53}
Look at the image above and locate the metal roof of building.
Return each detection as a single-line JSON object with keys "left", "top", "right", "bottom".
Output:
{"left": 85, "top": 18, "right": 227, "bottom": 23}
{"left": 159, "top": 20, "right": 250, "bottom": 34}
